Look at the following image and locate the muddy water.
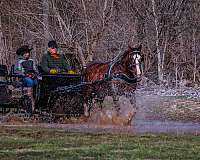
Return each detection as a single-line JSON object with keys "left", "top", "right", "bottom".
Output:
{"left": 134, "top": 119, "right": 200, "bottom": 134}
{"left": 134, "top": 91, "right": 200, "bottom": 134}
{"left": 1, "top": 90, "right": 200, "bottom": 135}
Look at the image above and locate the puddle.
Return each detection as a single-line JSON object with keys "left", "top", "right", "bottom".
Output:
{"left": 134, "top": 91, "right": 200, "bottom": 134}
{"left": 134, "top": 119, "right": 200, "bottom": 134}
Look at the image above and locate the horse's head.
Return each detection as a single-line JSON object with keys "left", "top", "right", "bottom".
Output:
{"left": 122, "top": 44, "right": 143, "bottom": 81}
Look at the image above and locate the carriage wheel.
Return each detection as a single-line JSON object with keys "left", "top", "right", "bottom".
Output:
{"left": 50, "top": 92, "right": 84, "bottom": 118}
{"left": 21, "top": 95, "right": 33, "bottom": 115}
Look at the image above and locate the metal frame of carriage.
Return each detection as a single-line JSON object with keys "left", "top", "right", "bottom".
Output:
{"left": 35, "top": 68, "right": 85, "bottom": 117}
{"left": 0, "top": 64, "right": 35, "bottom": 114}
{"left": 0, "top": 64, "right": 86, "bottom": 116}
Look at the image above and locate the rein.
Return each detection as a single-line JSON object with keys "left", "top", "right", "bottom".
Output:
{"left": 107, "top": 51, "right": 124, "bottom": 78}
{"left": 112, "top": 73, "right": 138, "bottom": 84}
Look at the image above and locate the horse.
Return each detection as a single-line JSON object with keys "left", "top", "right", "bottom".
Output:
{"left": 82, "top": 45, "right": 143, "bottom": 116}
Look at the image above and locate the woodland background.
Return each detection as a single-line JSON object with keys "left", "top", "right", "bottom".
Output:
{"left": 0, "top": 0, "right": 199, "bottom": 86}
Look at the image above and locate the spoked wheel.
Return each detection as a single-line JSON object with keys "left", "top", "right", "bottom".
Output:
{"left": 20, "top": 95, "right": 33, "bottom": 115}
{"left": 49, "top": 92, "right": 84, "bottom": 119}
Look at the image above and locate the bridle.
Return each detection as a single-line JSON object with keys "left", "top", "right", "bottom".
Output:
{"left": 128, "top": 51, "right": 142, "bottom": 74}
{"left": 106, "top": 49, "right": 142, "bottom": 84}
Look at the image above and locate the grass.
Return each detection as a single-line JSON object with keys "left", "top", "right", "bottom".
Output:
{"left": 0, "top": 127, "right": 199, "bottom": 160}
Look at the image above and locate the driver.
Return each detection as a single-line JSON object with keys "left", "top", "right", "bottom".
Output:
{"left": 41, "top": 40, "right": 74, "bottom": 74}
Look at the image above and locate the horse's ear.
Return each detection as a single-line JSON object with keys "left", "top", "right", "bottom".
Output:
{"left": 128, "top": 45, "right": 133, "bottom": 51}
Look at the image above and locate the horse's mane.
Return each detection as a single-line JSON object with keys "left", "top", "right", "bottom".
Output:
{"left": 121, "top": 50, "right": 130, "bottom": 60}
{"left": 86, "top": 48, "right": 132, "bottom": 68}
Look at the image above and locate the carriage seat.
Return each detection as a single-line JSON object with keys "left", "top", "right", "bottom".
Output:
{"left": 0, "top": 64, "right": 8, "bottom": 77}
{"left": 0, "top": 64, "right": 9, "bottom": 85}
{"left": 0, "top": 65, "right": 11, "bottom": 104}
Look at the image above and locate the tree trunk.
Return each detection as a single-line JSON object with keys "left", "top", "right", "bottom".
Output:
{"left": 192, "top": 29, "right": 197, "bottom": 82}
{"left": 75, "top": 42, "right": 86, "bottom": 69}
{"left": 161, "top": 30, "right": 169, "bottom": 73}
{"left": 43, "top": 0, "right": 50, "bottom": 46}
{"left": 151, "top": 0, "right": 163, "bottom": 82}
{"left": 0, "top": 16, "right": 4, "bottom": 64}
{"left": 81, "top": 0, "right": 90, "bottom": 61}
{"left": 175, "top": 57, "right": 178, "bottom": 88}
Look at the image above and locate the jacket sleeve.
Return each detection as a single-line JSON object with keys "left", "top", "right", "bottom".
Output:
{"left": 14, "top": 59, "right": 25, "bottom": 75}
{"left": 41, "top": 54, "right": 50, "bottom": 73}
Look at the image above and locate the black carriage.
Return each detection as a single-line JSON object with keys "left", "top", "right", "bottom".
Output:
{"left": 35, "top": 71, "right": 85, "bottom": 117}
{"left": 0, "top": 63, "right": 88, "bottom": 118}
{"left": 0, "top": 64, "right": 33, "bottom": 113}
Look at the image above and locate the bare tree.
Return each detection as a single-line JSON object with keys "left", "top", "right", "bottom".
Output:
{"left": 0, "top": 16, "right": 4, "bottom": 64}
{"left": 43, "top": 0, "right": 50, "bottom": 47}
{"left": 151, "top": 0, "right": 163, "bottom": 82}
{"left": 0, "top": 0, "right": 199, "bottom": 85}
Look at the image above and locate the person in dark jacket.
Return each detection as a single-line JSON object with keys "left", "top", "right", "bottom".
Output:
{"left": 41, "top": 40, "right": 72, "bottom": 74}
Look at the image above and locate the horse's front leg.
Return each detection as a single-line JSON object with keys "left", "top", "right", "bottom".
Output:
{"left": 111, "top": 92, "right": 120, "bottom": 112}
{"left": 83, "top": 96, "right": 93, "bottom": 117}
{"left": 124, "top": 92, "right": 137, "bottom": 110}
{"left": 83, "top": 102, "right": 89, "bottom": 117}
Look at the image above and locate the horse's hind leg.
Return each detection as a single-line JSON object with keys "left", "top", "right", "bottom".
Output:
{"left": 111, "top": 94, "right": 119, "bottom": 111}
{"left": 129, "top": 92, "right": 136, "bottom": 104}
{"left": 84, "top": 103, "right": 89, "bottom": 117}
{"left": 125, "top": 92, "right": 137, "bottom": 109}
{"left": 110, "top": 82, "right": 120, "bottom": 111}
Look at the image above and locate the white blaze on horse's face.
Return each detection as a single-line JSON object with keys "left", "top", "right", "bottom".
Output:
{"left": 133, "top": 54, "right": 141, "bottom": 76}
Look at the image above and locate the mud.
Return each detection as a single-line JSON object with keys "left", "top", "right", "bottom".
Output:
{"left": 0, "top": 88, "right": 200, "bottom": 135}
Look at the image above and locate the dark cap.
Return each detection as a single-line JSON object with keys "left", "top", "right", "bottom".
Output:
{"left": 48, "top": 40, "right": 58, "bottom": 49}
{"left": 16, "top": 45, "right": 33, "bottom": 56}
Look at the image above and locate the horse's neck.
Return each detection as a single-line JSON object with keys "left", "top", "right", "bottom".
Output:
{"left": 121, "top": 53, "right": 129, "bottom": 65}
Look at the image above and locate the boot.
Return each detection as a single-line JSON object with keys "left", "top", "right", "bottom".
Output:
{"left": 27, "top": 87, "right": 35, "bottom": 113}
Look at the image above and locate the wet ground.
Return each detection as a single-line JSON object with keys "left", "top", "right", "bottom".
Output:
{"left": 1, "top": 88, "right": 200, "bottom": 135}
{"left": 134, "top": 89, "right": 200, "bottom": 134}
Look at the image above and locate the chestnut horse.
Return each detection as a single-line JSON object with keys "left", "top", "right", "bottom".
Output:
{"left": 83, "top": 45, "right": 143, "bottom": 116}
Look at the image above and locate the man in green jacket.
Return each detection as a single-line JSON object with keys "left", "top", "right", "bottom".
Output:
{"left": 41, "top": 40, "right": 72, "bottom": 74}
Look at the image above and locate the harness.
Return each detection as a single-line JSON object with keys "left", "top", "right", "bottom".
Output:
{"left": 106, "top": 50, "right": 141, "bottom": 84}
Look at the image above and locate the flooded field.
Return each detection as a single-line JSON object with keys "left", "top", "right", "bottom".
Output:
{"left": 0, "top": 88, "right": 200, "bottom": 135}
{"left": 134, "top": 88, "right": 200, "bottom": 134}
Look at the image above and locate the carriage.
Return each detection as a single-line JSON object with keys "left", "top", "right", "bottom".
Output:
{"left": 35, "top": 71, "right": 85, "bottom": 117}
{"left": 0, "top": 64, "right": 86, "bottom": 116}
{"left": 0, "top": 45, "right": 143, "bottom": 119}
{"left": 0, "top": 64, "right": 34, "bottom": 113}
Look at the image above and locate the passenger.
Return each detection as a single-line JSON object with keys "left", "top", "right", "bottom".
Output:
{"left": 15, "top": 45, "right": 38, "bottom": 112}
{"left": 15, "top": 45, "right": 38, "bottom": 87}
{"left": 41, "top": 40, "right": 75, "bottom": 74}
